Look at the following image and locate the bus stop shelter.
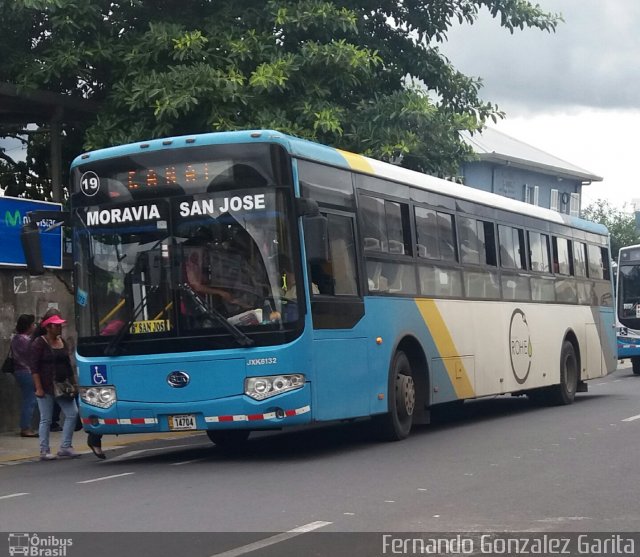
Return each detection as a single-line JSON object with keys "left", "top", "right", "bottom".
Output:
{"left": 0, "top": 81, "right": 97, "bottom": 202}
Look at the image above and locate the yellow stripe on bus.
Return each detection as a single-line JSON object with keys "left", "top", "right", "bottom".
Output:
{"left": 337, "top": 150, "right": 375, "bottom": 174}
{"left": 415, "top": 299, "right": 475, "bottom": 399}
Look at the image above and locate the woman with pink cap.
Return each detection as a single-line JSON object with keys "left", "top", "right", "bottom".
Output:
{"left": 30, "top": 313, "right": 80, "bottom": 460}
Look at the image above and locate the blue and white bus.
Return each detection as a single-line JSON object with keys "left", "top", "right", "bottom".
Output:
{"left": 23, "top": 130, "right": 618, "bottom": 444}
{"left": 616, "top": 244, "right": 640, "bottom": 374}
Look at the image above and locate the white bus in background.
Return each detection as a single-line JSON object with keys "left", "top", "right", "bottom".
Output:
{"left": 616, "top": 244, "right": 640, "bottom": 374}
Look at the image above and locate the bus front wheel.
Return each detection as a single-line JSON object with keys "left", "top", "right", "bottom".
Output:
{"left": 206, "top": 430, "right": 250, "bottom": 449}
{"left": 632, "top": 357, "right": 640, "bottom": 375}
{"left": 375, "top": 350, "right": 415, "bottom": 441}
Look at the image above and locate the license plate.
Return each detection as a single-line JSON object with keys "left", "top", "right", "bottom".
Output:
{"left": 168, "top": 414, "right": 197, "bottom": 431}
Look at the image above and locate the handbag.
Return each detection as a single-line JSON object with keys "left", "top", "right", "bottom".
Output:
{"left": 53, "top": 378, "right": 77, "bottom": 400}
{"left": 2, "top": 347, "right": 14, "bottom": 374}
{"left": 42, "top": 336, "right": 76, "bottom": 399}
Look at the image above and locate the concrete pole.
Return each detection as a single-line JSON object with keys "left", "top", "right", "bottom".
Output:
{"left": 50, "top": 107, "right": 63, "bottom": 202}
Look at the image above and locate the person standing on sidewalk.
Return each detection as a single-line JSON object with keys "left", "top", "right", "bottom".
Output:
{"left": 32, "top": 309, "right": 64, "bottom": 431}
{"left": 30, "top": 314, "right": 80, "bottom": 460}
{"left": 10, "top": 314, "right": 38, "bottom": 438}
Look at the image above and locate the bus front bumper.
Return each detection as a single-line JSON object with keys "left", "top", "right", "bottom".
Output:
{"left": 79, "top": 385, "right": 312, "bottom": 435}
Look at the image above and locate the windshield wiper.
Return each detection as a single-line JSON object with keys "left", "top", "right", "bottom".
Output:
{"left": 179, "top": 283, "right": 254, "bottom": 347}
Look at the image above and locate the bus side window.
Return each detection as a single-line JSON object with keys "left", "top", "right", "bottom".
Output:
{"left": 586, "top": 244, "right": 610, "bottom": 280}
{"left": 310, "top": 213, "right": 359, "bottom": 297}
{"left": 415, "top": 207, "right": 456, "bottom": 262}
{"left": 552, "top": 236, "right": 571, "bottom": 275}
{"left": 601, "top": 248, "right": 611, "bottom": 280}
{"left": 459, "top": 216, "right": 496, "bottom": 266}
{"left": 551, "top": 238, "right": 560, "bottom": 273}
{"left": 573, "top": 241, "right": 588, "bottom": 277}
{"left": 498, "top": 225, "right": 525, "bottom": 270}
{"left": 360, "top": 195, "right": 387, "bottom": 253}
{"left": 529, "top": 231, "right": 551, "bottom": 273}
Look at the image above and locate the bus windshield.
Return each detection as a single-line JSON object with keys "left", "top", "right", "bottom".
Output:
{"left": 618, "top": 263, "right": 640, "bottom": 330}
{"left": 71, "top": 144, "right": 300, "bottom": 350}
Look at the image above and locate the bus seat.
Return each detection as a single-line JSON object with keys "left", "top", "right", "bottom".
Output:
{"left": 388, "top": 240, "right": 405, "bottom": 255}
{"left": 365, "top": 237, "right": 381, "bottom": 251}
{"left": 388, "top": 265, "right": 404, "bottom": 293}
{"left": 368, "top": 262, "right": 383, "bottom": 291}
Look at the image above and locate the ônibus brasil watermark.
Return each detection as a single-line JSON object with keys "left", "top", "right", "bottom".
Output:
{"left": 8, "top": 533, "right": 73, "bottom": 557}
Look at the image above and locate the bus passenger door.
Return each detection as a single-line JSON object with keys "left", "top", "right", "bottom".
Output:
{"left": 307, "top": 212, "right": 369, "bottom": 420}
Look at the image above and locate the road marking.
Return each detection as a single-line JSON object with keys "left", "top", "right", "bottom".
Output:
{"left": 77, "top": 472, "right": 135, "bottom": 484}
{"left": 0, "top": 492, "right": 29, "bottom": 500}
{"left": 171, "top": 458, "right": 206, "bottom": 466}
{"left": 622, "top": 414, "right": 640, "bottom": 422}
{"left": 110, "top": 444, "right": 195, "bottom": 462}
{"left": 208, "top": 521, "right": 332, "bottom": 557}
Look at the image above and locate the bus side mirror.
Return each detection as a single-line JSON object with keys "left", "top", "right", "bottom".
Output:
{"left": 20, "top": 220, "right": 45, "bottom": 275}
{"left": 303, "top": 214, "right": 329, "bottom": 264}
{"left": 20, "top": 210, "right": 69, "bottom": 275}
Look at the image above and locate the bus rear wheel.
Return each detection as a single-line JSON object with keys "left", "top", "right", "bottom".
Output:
{"left": 375, "top": 350, "right": 415, "bottom": 441}
{"left": 548, "top": 340, "right": 579, "bottom": 405}
{"left": 206, "top": 430, "right": 250, "bottom": 449}
{"left": 632, "top": 357, "right": 640, "bottom": 375}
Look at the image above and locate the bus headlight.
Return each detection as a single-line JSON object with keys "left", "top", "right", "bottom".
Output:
{"left": 79, "top": 386, "right": 117, "bottom": 409}
{"left": 245, "top": 374, "right": 305, "bottom": 400}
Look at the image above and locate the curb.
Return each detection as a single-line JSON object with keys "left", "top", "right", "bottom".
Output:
{"left": 0, "top": 430, "right": 203, "bottom": 464}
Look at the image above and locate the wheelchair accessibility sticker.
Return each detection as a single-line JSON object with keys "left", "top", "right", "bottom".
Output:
{"left": 91, "top": 365, "right": 108, "bottom": 385}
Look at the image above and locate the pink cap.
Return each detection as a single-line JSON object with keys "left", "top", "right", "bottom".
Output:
{"left": 41, "top": 315, "right": 66, "bottom": 327}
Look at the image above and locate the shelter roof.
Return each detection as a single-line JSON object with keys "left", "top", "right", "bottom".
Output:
{"left": 0, "top": 82, "right": 97, "bottom": 126}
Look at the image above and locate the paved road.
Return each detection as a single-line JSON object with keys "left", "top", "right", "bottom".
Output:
{"left": 1, "top": 364, "right": 639, "bottom": 556}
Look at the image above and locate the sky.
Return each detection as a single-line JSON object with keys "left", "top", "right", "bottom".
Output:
{"left": 439, "top": 0, "right": 640, "bottom": 211}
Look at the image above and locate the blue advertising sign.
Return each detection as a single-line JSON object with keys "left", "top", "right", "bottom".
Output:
{"left": 0, "top": 196, "right": 63, "bottom": 268}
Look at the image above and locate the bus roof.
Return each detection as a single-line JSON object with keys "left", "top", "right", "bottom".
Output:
{"left": 618, "top": 244, "right": 640, "bottom": 263}
{"left": 73, "top": 129, "right": 608, "bottom": 236}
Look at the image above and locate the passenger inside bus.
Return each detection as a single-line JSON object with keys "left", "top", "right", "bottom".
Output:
{"left": 184, "top": 245, "right": 239, "bottom": 304}
{"left": 181, "top": 222, "right": 271, "bottom": 326}
{"left": 268, "top": 254, "right": 319, "bottom": 322}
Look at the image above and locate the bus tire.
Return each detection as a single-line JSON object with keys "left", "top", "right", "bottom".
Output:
{"left": 548, "top": 340, "right": 579, "bottom": 405}
{"left": 206, "top": 430, "right": 250, "bottom": 449}
{"left": 375, "top": 350, "right": 415, "bottom": 441}
{"left": 632, "top": 357, "right": 640, "bottom": 375}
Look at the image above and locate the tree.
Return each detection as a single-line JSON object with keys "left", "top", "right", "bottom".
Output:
{"left": 0, "top": 0, "right": 561, "bottom": 200}
{"left": 582, "top": 199, "right": 640, "bottom": 260}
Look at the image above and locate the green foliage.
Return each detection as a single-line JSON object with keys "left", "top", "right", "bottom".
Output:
{"left": 0, "top": 0, "right": 561, "bottom": 200}
{"left": 582, "top": 199, "right": 640, "bottom": 260}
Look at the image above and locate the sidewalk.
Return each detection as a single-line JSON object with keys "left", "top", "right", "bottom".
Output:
{"left": 0, "top": 429, "right": 202, "bottom": 464}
